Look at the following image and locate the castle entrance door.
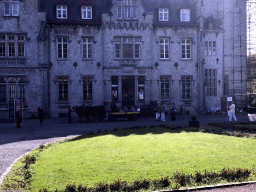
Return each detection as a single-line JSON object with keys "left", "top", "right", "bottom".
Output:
{"left": 122, "top": 76, "right": 135, "bottom": 107}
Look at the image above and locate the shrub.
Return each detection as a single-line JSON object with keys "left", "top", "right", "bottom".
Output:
{"left": 109, "top": 179, "right": 128, "bottom": 191}
{"left": 131, "top": 178, "right": 150, "bottom": 190}
{"left": 95, "top": 182, "right": 108, "bottom": 192}
{"left": 22, "top": 155, "right": 36, "bottom": 169}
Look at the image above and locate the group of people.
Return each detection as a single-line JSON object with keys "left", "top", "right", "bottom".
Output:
{"left": 154, "top": 101, "right": 238, "bottom": 123}
{"left": 155, "top": 102, "right": 184, "bottom": 122}
{"left": 21, "top": 101, "right": 237, "bottom": 128}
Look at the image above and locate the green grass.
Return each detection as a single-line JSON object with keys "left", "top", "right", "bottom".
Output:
{"left": 25, "top": 127, "right": 256, "bottom": 192}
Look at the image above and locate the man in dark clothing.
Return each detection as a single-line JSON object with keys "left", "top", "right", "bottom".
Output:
{"left": 178, "top": 105, "right": 184, "bottom": 120}
{"left": 38, "top": 107, "right": 44, "bottom": 125}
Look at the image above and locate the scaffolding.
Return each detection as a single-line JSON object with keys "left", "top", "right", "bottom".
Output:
{"left": 247, "top": 0, "right": 256, "bottom": 108}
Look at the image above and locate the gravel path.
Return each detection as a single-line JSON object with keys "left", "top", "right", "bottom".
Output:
{"left": 0, "top": 114, "right": 255, "bottom": 191}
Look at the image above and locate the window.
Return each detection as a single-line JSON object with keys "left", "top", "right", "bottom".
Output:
{"left": 3, "top": 0, "right": 19, "bottom": 16}
{"left": 0, "top": 78, "right": 6, "bottom": 102}
{"left": 117, "top": 6, "right": 122, "bottom": 19}
{"left": 56, "top": 5, "right": 67, "bottom": 19}
{"left": 0, "top": 77, "right": 26, "bottom": 103}
{"left": 57, "top": 37, "right": 68, "bottom": 59}
{"left": 83, "top": 76, "right": 92, "bottom": 101}
{"left": 82, "top": 38, "right": 92, "bottom": 59}
{"left": 182, "top": 39, "right": 191, "bottom": 59}
{"left": 160, "top": 76, "right": 170, "bottom": 99}
{"left": 138, "top": 76, "right": 145, "bottom": 101}
{"left": 160, "top": 38, "right": 169, "bottom": 59}
{"left": 0, "top": 34, "right": 25, "bottom": 58}
{"left": 58, "top": 77, "right": 68, "bottom": 101}
{"left": 115, "top": 37, "right": 141, "bottom": 59}
{"left": 111, "top": 76, "right": 118, "bottom": 102}
{"left": 205, "top": 41, "right": 216, "bottom": 56}
{"left": 180, "top": 9, "right": 190, "bottom": 21}
{"left": 81, "top": 6, "right": 92, "bottom": 19}
{"left": 159, "top": 8, "right": 168, "bottom": 21}
{"left": 205, "top": 69, "right": 217, "bottom": 96}
{"left": 117, "top": 0, "right": 137, "bottom": 19}
{"left": 182, "top": 76, "right": 192, "bottom": 100}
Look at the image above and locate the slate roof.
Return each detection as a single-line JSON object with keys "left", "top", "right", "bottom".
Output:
{"left": 39, "top": 0, "right": 112, "bottom": 26}
{"left": 142, "top": 0, "right": 199, "bottom": 27}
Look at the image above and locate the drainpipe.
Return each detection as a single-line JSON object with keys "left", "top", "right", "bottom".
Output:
{"left": 47, "top": 25, "right": 51, "bottom": 118}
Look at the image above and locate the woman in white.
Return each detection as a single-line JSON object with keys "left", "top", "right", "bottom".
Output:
{"left": 161, "top": 101, "right": 166, "bottom": 122}
{"left": 229, "top": 102, "right": 237, "bottom": 122}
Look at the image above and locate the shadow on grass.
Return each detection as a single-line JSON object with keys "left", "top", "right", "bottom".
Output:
{"left": 65, "top": 121, "right": 256, "bottom": 143}
{"left": 65, "top": 125, "right": 201, "bottom": 143}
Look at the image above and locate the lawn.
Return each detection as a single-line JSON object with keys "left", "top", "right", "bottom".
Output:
{"left": 26, "top": 127, "right": 256, "bottom": 191}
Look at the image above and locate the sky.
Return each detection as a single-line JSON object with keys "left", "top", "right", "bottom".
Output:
{"left": 247, "top": 0, "right": 256, "bottom": 55}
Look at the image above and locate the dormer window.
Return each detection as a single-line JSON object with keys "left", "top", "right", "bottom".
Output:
{"left": 81, "top": 6, "right": 92, "bottom": 19}
{"left": 56, "top": 5, "right": 67, "bottom": 19}
{"left": 117, "top": 0, "right": 138, "bottom": 20}
{"left": 180, "top": 9, "right": 190, "bottom": 21}
{"left": 159, "top": 8, "right": 168, "bottom": 21}
{"left": 3, "top": 0, "right": 19, "bottom": 16}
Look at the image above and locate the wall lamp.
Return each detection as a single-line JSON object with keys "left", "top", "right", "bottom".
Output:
{"left": 73, "top": 62, "right": 78, "bottom": 70}
{"left": 218, "top": 80, "right": 221, "bottom": 86}
{"left": 202, "top": 58, "right": 206, "bottom": 65}
{"left": 216, "top": 58, "right": 219, "bottom": 64}
{"left": 195, "top": 62, "right": 198, "bottom": 69}
{"left": 155, "top": 62, "right": 159, "bottom": 69}
{"left": 174, "top": 62, "right": 179, "bottom": 70}
{"left": 97, "top": 62, "right": 101, "bottom": 69}
{"left": 142, "top": 12, "right": 147, "bottom": 20}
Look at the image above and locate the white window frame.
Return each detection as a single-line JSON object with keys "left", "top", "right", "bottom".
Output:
{"left": 81, "top": 6, "right": 92, "bottom": 19}
{"left": 115, "top": 37, "right": 141, "bottom": 59}
{"left": 0, "top": 34, "right": 25, "bottom": 58}
{"left": 0, "top": 77, "right": 26, "bottom": 103}
{"left": 57, "top": 37, "right": 68, "bottom": 59}
{"left": 83, "top": 76, "right": 93, "bottom": 101}
{"left": 159, "top": 8, "right": 168, "bottom": 21}
{"left": 205, "top": 69, "right": 217, "bottom": 96}
{"left": 58, "top": 77, "right": 69, "bottom": 102}
{"left": 3, "top": 0, "right": 19, "bottom": 16}
{"left": 117, "top": 6, "right": 122, "bottom": 19}
{"left": 125, "top": 0, "right": 131, "bottom": 5}
{"left": 82, "top": 37, "right": 92, "bottom": 59}
{"left": 180, "top": 9, "right": 190, "bottom": 21}
{"left": 56, "top": 5, "right": 67, "bottom": 19}
{"left": 160, "top": 38, "right": 169, "bottom": 59}
{"left": 182, "top": 76, "right": 192, "bottom": 100}
{"left": 124, "top": 6, "right": 131, "bottom": 18}
{"left": 181, "top": 39, "right": 191, "bottom": 59}
{"left": 160, "top": 76, "right": 171, "bottom": 100}
{"left": 117, "top": 1, "right": 137, "bottom": 19}
{"left": 205, "top": 41, "right": 216, "bottom": 56}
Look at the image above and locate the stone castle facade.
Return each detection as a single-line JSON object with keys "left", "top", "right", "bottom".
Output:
{"left": 0, "top": 0, "right": 247, "bottom": 119}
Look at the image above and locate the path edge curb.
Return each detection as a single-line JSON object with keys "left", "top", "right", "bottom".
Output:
{"left": 0, "top": 135, "right": 79, "bottom": 186}
{"left": 154, "top": 181, "right": 256, "bottom": 191}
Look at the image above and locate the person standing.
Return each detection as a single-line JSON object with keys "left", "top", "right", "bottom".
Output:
{"left": 178, "top": 105, "right": 184, "bottom": 120}
{"left": 16, "top": 110, "right": 22, "bottom": 128}
{"left": 155, "top": 102, "right": 160, "bottom": 121}
{"left": 161, "top": 101, "right": 166, "bottom": 122}
{"left": 170, "top": 102, "right": 176, "bottom": 121}
{"left": 229, "top": 102, "right": 237, "bottom": 122}
{"left": 38, "top": 107, "right": 44, "bottom": 125}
